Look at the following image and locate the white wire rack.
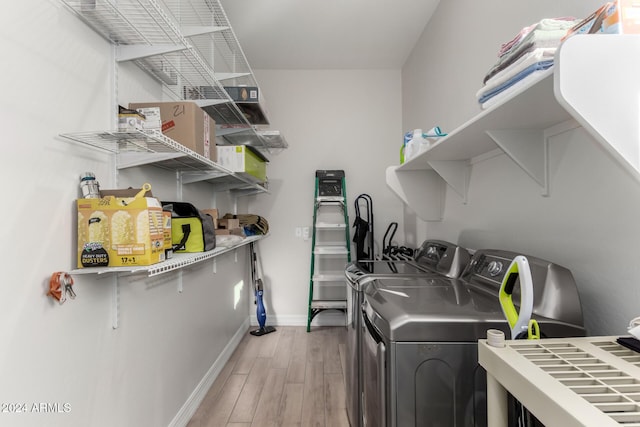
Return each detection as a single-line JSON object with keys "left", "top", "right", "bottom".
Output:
{"left": 59, "top": 0, "right": 287, "bottom": 151}
{"left": 157, "top": 0, "right": 256, "bottom": 86}
{"left": 60, "top": 129, "right": 268, "bottom": 194}
{"left": 71, "top": 235, "right": 264, "bottom": 277}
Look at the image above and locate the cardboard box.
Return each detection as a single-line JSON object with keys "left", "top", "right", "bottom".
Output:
{"left": 77, "top": 191, "right": 165, "bottom": 268}
{"left": 134, "top": 106, "right": 162, "bottom": 131}
{"left": 568, "top": 0, "right": 640, "bottom": 36}
{"left": 216, "top": 145, "right": 267, "bottom": 182}
{"left": 98, "top": 187, "right": 153, "bottom": 198}
{"left": 129, "top": 102, "right": 216, "bottom": 161}
{"left": 118, "top": 106, "right": 145, "bottom": 132}
{"left": 224, "top": 86, "right": 259, "bottom": 102}
{"left": 218, "top": 218, "right": 240, "bottom": 229}
{"left": 200, "top": 208, "right": 218, "bottom": 219}
{"left": 201, "top": 208, "right": 219, "bottom": 229}
{"left": 603, "top": 0, "right": 640, "bottom": 34}
{"left": 215, "top": 228, "right": 245, "bottom": 237}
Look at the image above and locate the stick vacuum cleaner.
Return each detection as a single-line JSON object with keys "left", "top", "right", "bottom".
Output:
{"left": 249, "top": 242, "right": 276, "bottom": 337}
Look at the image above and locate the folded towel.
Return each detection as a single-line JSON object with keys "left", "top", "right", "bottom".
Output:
{"left": 480, "top": 69, "right": 552, "bottom": 109}
{"left": 499, "top": 17, "right": 578, "bottom": 57}
{"left": 484, "top": 31, "right": 564, "bottom": 84}
{"left": 478, "top": 60, "right": 554, "bottom": 104}
{"left": 477, "top": 48, "right": 556, "bottom": 98}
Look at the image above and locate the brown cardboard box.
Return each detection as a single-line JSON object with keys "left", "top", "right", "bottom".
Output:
{"left": 218, "top": 218, "right": 240, "bottom": 229}
{"left": 215, "top": 228, "right": 245, "bottom": 237}
{"left": 98, "top": 187, "right": 153, "bottom": 198}
{"left": 201, "top": 208, "right": 219, "bottom": 229}
{"left": 201, "top": 208, "right": 218, "bottom": 219}
{"left": 129, "top": 101, "right": 216, "bottom": 161}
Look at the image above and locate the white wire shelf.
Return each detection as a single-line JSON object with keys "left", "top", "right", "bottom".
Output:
{"left": 59, "top": 129, "right": 268, "bottom": 194}
{"left": 59, "top": 0, "right": 287, "bottom": 152}
{"left": 71, "top": 235, "right": 264, "bottom": 277}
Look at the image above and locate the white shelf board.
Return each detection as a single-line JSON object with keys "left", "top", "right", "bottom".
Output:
{"left": 555, "top": 34, "right": 640, "bottom": 184}
{"left": 398, "top": 68, "right": 568, "bottom": 171}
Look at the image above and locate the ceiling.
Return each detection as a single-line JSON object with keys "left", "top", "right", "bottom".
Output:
{"left": 219, "top": 0, "right": 441, "bottom": 70}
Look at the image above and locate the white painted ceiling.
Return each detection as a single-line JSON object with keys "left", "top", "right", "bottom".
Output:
{"left": 219, "top": 0, "right": 441, "bottom": 70}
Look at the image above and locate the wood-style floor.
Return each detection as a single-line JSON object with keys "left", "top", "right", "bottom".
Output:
{"left": 187, "top": 326, "right": 350, "bottom": 427}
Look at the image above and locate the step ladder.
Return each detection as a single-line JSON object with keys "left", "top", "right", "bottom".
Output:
{"left": 307, "top": 170, "right": 351, "bottom": 332}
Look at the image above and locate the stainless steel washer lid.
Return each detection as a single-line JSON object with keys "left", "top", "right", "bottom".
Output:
{"left": 363, "top": 276, "right": 584, "bottom": 342}
{"left": 363, "top": 276, "right": 504, "bottom": 342}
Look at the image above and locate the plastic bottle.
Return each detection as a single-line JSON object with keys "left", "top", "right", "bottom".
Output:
{"left": 405, "top": 129, "right": 425, "bottom": 161}
{"left": 80, "top": 172, "right": 100, "bottom": 198}
{"left": 415, "top": 129, "right": 431, "bottom": 155}
{"left": 400, "top": 131, "right": 412, "bottom": 164}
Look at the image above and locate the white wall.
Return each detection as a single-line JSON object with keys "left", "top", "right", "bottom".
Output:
{"left": 250, "top": 69, "right": 404, "bottom": 325}
{"left": 0, "top": 1, "right": 252, "bottom": 426}
{"left": 402, "top": 0, "right": 636, "bottom": 335}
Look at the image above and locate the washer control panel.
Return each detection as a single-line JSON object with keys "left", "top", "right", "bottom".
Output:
{"left": 468, "top": 253, "right": 512, "bottom": 285}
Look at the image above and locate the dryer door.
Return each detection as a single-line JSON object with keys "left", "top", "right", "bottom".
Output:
{"left": 395, "top": 342, "right": 487, "bottom": 427}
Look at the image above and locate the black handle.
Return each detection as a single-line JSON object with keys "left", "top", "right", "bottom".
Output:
{"left": 172, "top": 224, "right": 191, "bottom": 251}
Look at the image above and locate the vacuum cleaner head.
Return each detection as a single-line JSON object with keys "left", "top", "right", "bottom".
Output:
{"left": 250, "top": 326, "right": 276, "bottom": 336}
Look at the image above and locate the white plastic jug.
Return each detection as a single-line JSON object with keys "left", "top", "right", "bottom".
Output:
{"left": 405, "top": 129, "right": 427, "bottom": 160}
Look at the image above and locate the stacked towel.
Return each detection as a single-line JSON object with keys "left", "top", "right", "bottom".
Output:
{"left": 477, "top": 17, "right": 580, "bottom": 108}
{"left": 498, "top": 17, "right": 577, "bottom": 58}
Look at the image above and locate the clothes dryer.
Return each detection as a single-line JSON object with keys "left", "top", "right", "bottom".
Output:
{"left": 344, "top": 240, "right": 470, "bottom": 427}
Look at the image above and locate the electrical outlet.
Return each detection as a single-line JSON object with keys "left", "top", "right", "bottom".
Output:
{"left": 302, "top": 226, "right": 310, "bottom": 241}
{"left": 295, "top": 227, "right": 302, "bottom": 238}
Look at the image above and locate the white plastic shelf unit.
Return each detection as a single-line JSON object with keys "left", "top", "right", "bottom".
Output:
{"left": 387, "top": 35, "right": 640, "bottom": 221}
{"left": 479, "top": 336, "right": 640, "bottom": 427}
{"left": 59, "top": 0, "right": 287, "bottom": 153}
{"left": 59, "top": 129, "right": 268, "bottom": 195}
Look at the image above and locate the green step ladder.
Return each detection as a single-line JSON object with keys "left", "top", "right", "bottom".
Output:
{"left": 307, "top": 170, "right": 351, "bottom": 332}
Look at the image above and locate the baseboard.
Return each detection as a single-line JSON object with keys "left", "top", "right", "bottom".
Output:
{"left": 169, "top": 317, "right": 250, "bottom": 427}
{"left": 250, "top": 313, "right": 346, "bottom": 327}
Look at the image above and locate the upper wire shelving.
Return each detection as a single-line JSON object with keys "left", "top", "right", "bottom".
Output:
{"left": 59, "top": 0, "right": 287, "bottom": 153}
{"left": 60, "top": 129, "right": 268, "bottom": 195}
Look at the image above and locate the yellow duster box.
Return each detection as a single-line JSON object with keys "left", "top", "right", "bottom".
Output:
{"left": 77, "top": 185, "right": 165, "bottom": 268}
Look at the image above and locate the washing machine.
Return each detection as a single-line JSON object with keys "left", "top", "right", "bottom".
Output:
{"left": 344, "top": 240, "right": 470, "bottom": 427}
{"left": 360, "top": 249, "right": 585, "bottom": 427}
